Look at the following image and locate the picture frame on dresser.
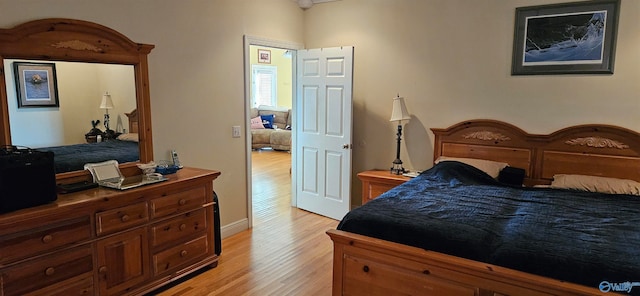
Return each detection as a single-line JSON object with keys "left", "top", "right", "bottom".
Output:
{"left": 511, "top": 0, "right": 620, "bottom": 75}
{"left": 13, "top": 62, "right": 60, "bottom": 108}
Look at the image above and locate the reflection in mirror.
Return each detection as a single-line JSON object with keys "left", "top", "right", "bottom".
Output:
{"left": 4, "top": 59, "right": 139, "bottom": 173}
{"left": 0, "top": 18, "right": 155, "bottom": 182}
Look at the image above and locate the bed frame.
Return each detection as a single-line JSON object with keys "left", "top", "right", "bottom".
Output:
{"left": 125, "top": 109, "right": 139, "bottom": 133}
{"left": 328, "top": 119, "right": 640, "bottom": 296}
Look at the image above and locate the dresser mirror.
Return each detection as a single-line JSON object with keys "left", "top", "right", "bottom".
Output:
{"left": 0, "top": 18, "right": 155, "bottom": 183}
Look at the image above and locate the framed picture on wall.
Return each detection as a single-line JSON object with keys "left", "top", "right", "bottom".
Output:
{"left": 13, "top": 62, "right": 60, "bottom": 107}
{"left": 511, "top": 0, "right": 620, "bottom": 75}
{"left": 258, "top": 49, "right": 271, "bottom": 64}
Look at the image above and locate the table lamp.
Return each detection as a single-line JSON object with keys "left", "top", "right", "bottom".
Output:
{"left": 390, "top": 94, "right": 411, "bottom": 175}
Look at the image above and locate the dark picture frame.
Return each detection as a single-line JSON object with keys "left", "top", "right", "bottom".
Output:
{"left": 13, "top": 62, "right": 60, "bottom": 107}
{"left": 511, "top": 0, "right": 620, "bottom": 75}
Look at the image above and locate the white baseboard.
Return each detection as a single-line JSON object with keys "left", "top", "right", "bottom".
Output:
{"left": 220, "top": 218, "right": 249, "bottom": 239}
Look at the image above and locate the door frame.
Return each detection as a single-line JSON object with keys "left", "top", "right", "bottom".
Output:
{"left": 243, "top": 35, "right": 302, "bottom": 228}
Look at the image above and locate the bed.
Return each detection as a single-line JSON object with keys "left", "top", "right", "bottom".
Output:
{"left": 327, "top": 119, "right": 640, "bottom": 296}
{"left": 40, "top": 109, "right": 140, "bottom": 173}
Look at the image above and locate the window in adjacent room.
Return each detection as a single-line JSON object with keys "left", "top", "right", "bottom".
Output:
{"left": 251, "top": 65, "right": 277, "bottom": 107}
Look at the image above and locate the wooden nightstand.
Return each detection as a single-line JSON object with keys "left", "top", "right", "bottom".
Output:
{"left": 358, "top": 170, "right": 411, "bottom": 205}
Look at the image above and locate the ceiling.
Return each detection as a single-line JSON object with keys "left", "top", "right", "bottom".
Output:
{"left": 296, "top": 0, "right": 340, "bottom": 9}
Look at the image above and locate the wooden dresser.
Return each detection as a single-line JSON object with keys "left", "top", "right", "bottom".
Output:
{"left": 358, "top": 170, "right": 411, "bottom": 205}
{"left": 0, "top": 167, "right": 220, "bottom": 296}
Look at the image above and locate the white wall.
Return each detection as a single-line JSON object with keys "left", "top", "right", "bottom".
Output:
{"left": 1, "top": 0, "right": 637, "bottom": 234}
{"left": 303, "top": 0, "right": 640, "bottom": 200}
{"left": 96, "top": 65, "right": 137, "bottom": 134}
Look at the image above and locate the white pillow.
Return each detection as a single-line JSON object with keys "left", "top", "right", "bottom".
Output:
{"left": 435, "top": 156, "right": 508, "bottom": 179}
{"left": 550, "top": 174, "right": 640, "bottom": 196}
{"left": 117, "top": 133, "right": 139, "bottom": 142}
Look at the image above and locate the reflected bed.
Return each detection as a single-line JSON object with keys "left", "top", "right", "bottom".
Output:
{"left": 42, "top": 140, "right": 139, "bottom": 173}
{"left": 41, "top": 109, "right": 140, "bottom": 174}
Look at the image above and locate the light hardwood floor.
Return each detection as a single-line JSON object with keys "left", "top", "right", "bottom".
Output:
{"left": 153, "top": 149, "right": 338, "bottom": 296}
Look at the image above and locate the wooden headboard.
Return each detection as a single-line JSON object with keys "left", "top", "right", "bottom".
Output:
{"left": 124, "top": 109, "right": 139, "bottom": 134}
{"left": 432, "top": 120, "right": 640, "bottom": 185}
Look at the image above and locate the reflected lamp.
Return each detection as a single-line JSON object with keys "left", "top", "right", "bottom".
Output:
{"left": 100, "top": 91, "right": 115, "bottom": 135}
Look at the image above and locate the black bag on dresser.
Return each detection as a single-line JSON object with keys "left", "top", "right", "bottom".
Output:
{"left": 0, "top": 146, "right": 57, "bottom": 213}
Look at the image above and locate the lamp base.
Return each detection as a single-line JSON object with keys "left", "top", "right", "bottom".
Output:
{"left": 104, "top": 112, "right": 110, "bottom": 132}
{"left": 103, "top": 129, "right": 117, "bottom": 140}
{"left": 390, "top": 159, "right": 406, "bottom": 175}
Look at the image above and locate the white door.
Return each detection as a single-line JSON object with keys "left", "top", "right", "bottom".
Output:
{"left": 295, "top": 47, "right": 353, "bottom": 220}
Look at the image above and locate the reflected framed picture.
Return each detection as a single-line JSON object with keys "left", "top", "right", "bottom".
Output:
{"left": 258, "top": 49, "right": 271, "bottom": 64}
{"left": 511, "top": 0, "right": 620, "bottom": 75}
{"left": 13, "top": 62, "right": 60, "bottom": 107}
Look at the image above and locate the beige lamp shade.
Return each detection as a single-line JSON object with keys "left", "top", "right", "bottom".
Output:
{"left": 390, "top": 95, "right": 410, "bottom": 123}
{"left": 100, "top": 92, "right": 114, "bottom": 109}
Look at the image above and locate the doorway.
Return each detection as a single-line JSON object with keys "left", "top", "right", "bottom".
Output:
{"left": 243, "top": 36, "right": 302, "bottom": 227}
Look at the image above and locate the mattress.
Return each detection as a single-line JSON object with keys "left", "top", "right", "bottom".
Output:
{"left": 337, "top": 161, "right": 640, "bottom": 288}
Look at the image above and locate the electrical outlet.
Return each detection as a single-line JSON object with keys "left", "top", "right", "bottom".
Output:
{"left": 232, "top": 126, "right": 241, "bottom": 138}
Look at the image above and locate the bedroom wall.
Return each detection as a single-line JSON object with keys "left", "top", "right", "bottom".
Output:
{"left": 303, "top": 0, "right": 640, "bottom": 201}
{"left": 96, "top": 65, "right": 137, "bottom": 134}
{"left": 4, "top": 60, "right": 90, "bottom": 147}
{"left": 1, "top": 0, "right": 637, "bottom": 235}
{"left": 0, "top": 0, "right": 305, "bottom": 235}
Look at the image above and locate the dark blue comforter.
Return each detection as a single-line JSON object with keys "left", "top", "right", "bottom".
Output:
{"left": 41, "top": 140, "right": 139, "bottom": 173}
{"left": 338, "top": 162, "right": 640, "bottom": 290}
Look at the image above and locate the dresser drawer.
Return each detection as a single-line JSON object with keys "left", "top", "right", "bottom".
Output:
{"left": 153, "top": 235, "right": 209, "bottom": 275}
{"left": 23, "top": 275, "right": 93, "bottom": 296}
{"left": 1, "top": 246, "right": 93, "bottom": 296}
{"left": 96, "top": 202, "right": 149, "bottom": 236}
{"left": 150, "top": 208, "right": 208, "bottom": 247}
{"left": 150, "top": 186, "right": 207, "bottom": 219}
{"left": 0, "top": 216, "right": 91, "bottom": 264}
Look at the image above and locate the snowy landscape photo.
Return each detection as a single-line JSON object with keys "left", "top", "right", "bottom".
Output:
{"left": 511, "top": 0, "right": 619, "bottom": 75}
{"left": 523, "top": 11, "right": 606, "bottom": 65}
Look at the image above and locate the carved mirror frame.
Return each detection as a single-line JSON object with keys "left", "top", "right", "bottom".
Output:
{"left": 0, "top": 18, "right": 154, "bottom": 183}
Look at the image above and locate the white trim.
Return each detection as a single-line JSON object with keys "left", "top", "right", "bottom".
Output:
{"left": 243, "top": 35, "right": 302, "bottom": 229}
{"left": 244, "top": 35, "right": 302, "bottom": 50}
{"left": 220, "top": 218, "right": 249, "bottom": 239}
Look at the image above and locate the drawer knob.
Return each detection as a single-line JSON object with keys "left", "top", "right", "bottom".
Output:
{"left": 362, "top": 265, "right": 369, "bottom": 273}
{"left": 41, "top": 234, "right": 53, "bottom": 243}
{"left": 179, "top": 223, "right": 187, "bottom": 231}
{"left": 178, "top": 199, "right": 187, "bottom": 206}
{"left": 180, "top": 250, "right": 188, "bottom": 257}
{"left": 121, "top": 214, "right": 130, "bottom": 222}
{"left": 44, "top": 267, "right": 55, "bottom": 276}
{"left": 98, "top": 266, "right": 108, "bottom": 274}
